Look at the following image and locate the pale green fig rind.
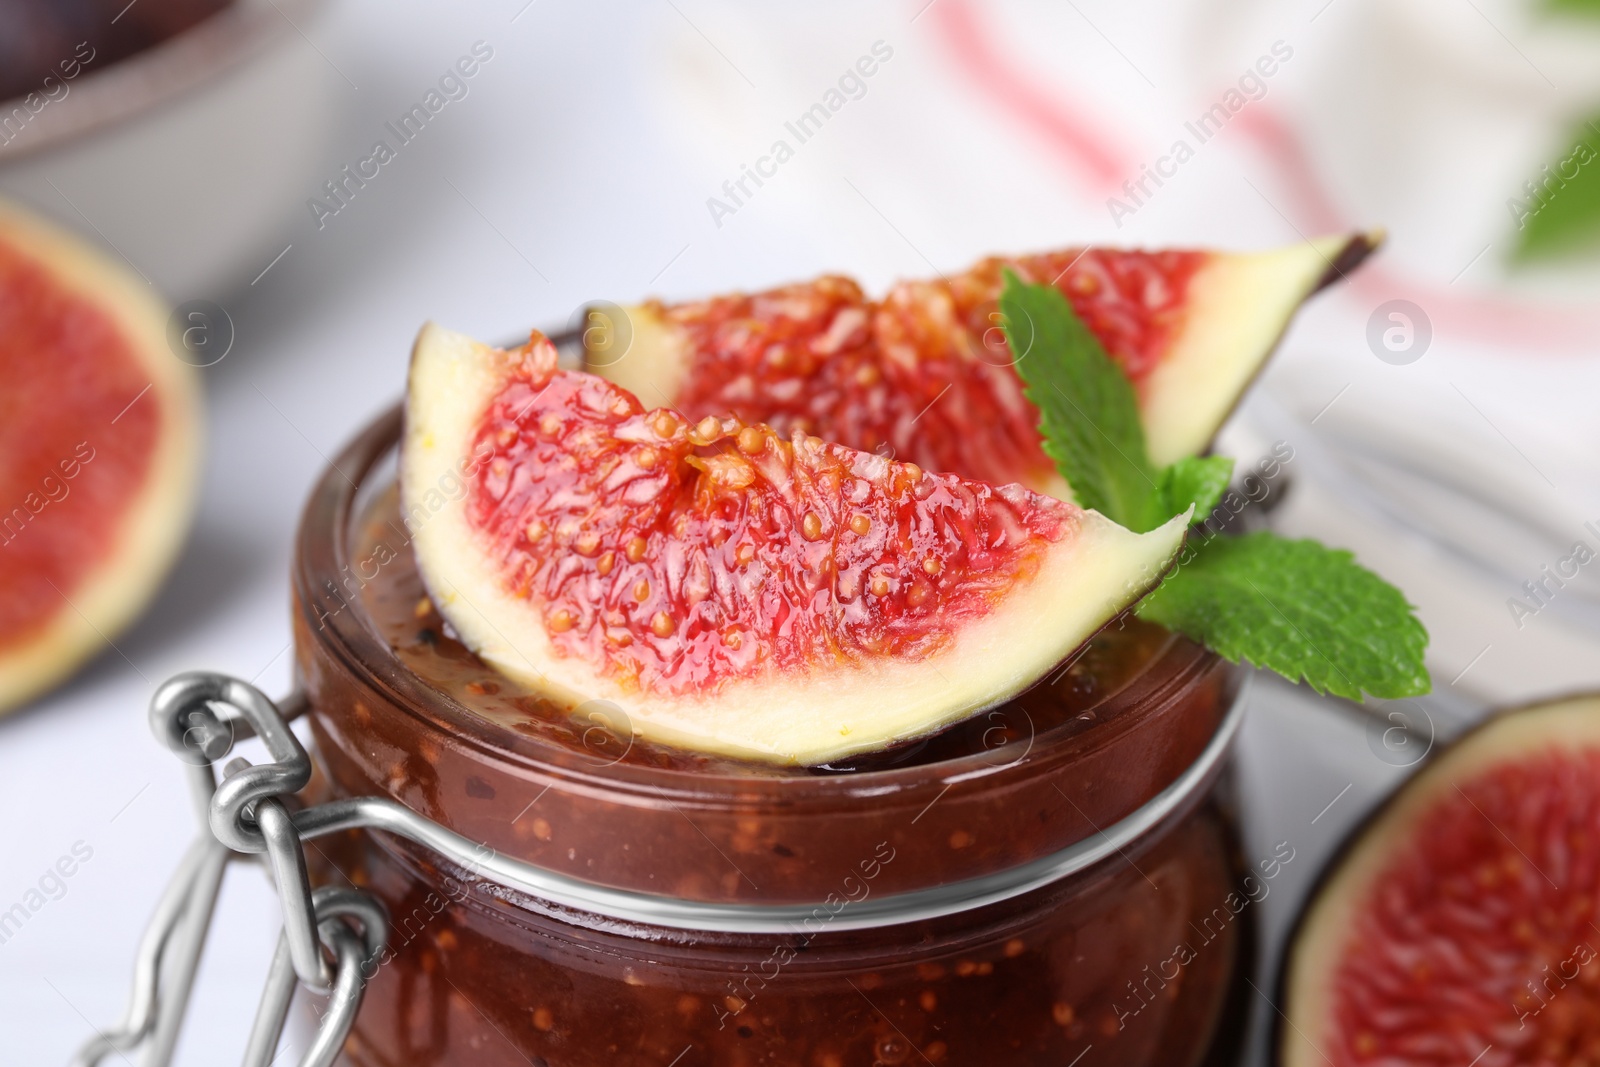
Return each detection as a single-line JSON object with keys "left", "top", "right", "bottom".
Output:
{"left": 1142, "top": 231, "right": 1380, "bottom": 466}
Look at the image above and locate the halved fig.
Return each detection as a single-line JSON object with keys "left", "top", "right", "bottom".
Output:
{"left": 403, "top": 326, "right": 1187, "bottom": 765}
{"left": 1280, "top": 694, "right": 1600, "bottom": 1066}
{"left": 588, "top": 234, "right": 1378, "bottom": 495}
{"left": 0, "top": 199, "right": 201, "bottom": 715}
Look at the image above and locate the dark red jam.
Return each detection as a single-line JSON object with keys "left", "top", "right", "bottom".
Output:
{"left": 292, "top": 410, "right": 1248, "bottom": 1067}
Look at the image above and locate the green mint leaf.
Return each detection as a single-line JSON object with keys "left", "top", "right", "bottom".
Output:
{"left": 1546, "top": 0, "right": 1600, "bottom": 17}
{"left": 1160, "top": 455, "right": 1235, "bottom": 521}
{"left": 1004, "top": 274, "right": 1432, "bottom": 697}
{"left": 1513, "top": 118, "right": 1600, "bottom": 261}
{"left": 1137, "top": 531, "right": 1431, "bottom": 700}
{"left": 1001, "top": 271, "right": 1165, "bottom": 532}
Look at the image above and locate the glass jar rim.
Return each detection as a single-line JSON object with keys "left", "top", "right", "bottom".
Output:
{"left": 295, "top": 678, "right": 1245, "bottom": 933}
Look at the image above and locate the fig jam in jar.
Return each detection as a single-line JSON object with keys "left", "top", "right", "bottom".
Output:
{"left": 293, "top": 407, "right": 1251, "bottom": 1067}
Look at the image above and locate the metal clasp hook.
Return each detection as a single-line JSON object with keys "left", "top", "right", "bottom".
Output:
{"left": 76, "top": 672, "right": 387, "bottom": 1067}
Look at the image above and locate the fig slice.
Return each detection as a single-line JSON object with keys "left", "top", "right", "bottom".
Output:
{"left": 1280, "top": 694, "right": 1600, "bottom": 1067}
{"left": 0, "top": 199, "right": 201, "bottom": 715}
{"left": 403, "top": 325, "right": 1187, "bottom": 765}
{"left": 587, "top": 233, "right": 1378, "bottom": 495}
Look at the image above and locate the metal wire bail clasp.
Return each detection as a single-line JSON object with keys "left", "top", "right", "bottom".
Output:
{"left": 74, "top": 671, "right": 388, "bottom": 1067}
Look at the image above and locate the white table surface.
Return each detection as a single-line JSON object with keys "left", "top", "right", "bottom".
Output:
{"left": 2, "top": 0, "right": 1592, "bottom": 1062}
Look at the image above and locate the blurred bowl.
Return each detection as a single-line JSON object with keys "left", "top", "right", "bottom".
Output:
{"left": 0, "top": 0, "right": 339, "bottom": 299}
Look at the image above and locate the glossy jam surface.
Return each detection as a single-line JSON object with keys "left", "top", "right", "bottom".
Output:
{"left": 654, "top": 249, "right": 1208, "bottom": 492}
{"left": 0, "top": 238, "right": 159, "bottom": 646}
{"left": 464, "top": 340, "right": 1072, "bottom": 695}
{"left": 1329, "top": 747, "right": 1600, "bottom": 1065}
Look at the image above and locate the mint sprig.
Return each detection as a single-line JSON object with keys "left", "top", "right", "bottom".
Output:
{"left": 1000, "top": 272, "right": 1165, "bottom": 531}
{"left": 1002, "top": 273, "right": 1430, "bottom": 700}
{"left": 1138, "top": 533, "right": 1430, "bottom": 700}
{"left": 1547, "top": 0, "right": 1600, "bottom": 20}
{"left": 1513, "top": 116, "right": 1600, "bottom": 262}
{"left": 1159, "top": 455, "right": 1235, "bottom": 522}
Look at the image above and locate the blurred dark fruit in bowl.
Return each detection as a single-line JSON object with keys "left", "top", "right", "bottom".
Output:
{"left": 0, "top": 0, "right": 234, "bottom": 101}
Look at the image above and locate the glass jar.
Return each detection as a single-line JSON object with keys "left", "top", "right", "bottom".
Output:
{"left": 291, "top": 406, "right": 1251, "bottom": 1067}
